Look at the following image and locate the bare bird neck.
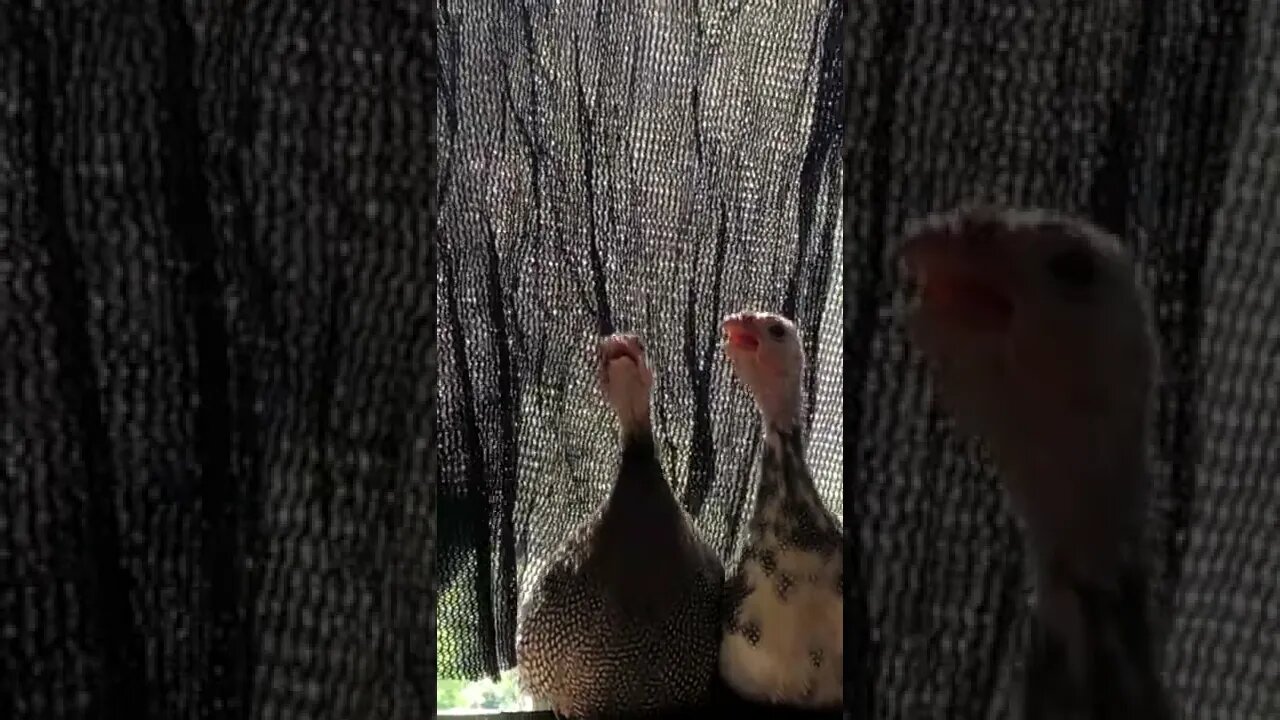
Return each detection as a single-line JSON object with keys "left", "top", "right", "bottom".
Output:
{"left": 595, "top": 428, "right": 690, "bottom": 597}
{"left": 1010, "top": 426, "right": 1153, "bottom": 590}
{"left": 606, "top": 428, "right": 678, "bottom": 508}
{"left": 617, "top": 414, "right": 653, "bottom": 445}
{"left": 759, "top": 385, "right": 804, "bottom": 446}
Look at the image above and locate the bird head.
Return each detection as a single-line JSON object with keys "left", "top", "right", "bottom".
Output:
{"left": 722, "top": 310, "right": 806, "bottom": 433}
{"left": 895, "top": 206, "right": 1157, "bottom": 564}
{"left": 597, "top": 332, "right": 653, "bottom": 435}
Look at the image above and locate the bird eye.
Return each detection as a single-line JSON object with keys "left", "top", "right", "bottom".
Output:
{"left": 1046, "top": 247, "right": 1097, "bottom": 289}
{"left": 767, "top": 324, "right": 787, "bottom": 340}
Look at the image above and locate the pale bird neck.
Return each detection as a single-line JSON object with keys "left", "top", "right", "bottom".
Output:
{"left": 608, "top": 384, "right": 653, "bottom": 442}
{"left": 758, "top": 385, "right": 803, "bottom": 441}
{"left": 761, "top": 403, "right": 804, "bottom": 454}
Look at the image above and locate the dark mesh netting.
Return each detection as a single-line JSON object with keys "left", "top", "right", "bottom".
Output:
{"left": 3, "top": 3, "right": 437, "bottom": 719}
{"left": 437, "top": 2, "right": 1280, "bottom": 720}
{"left": 435, "top": 0, "right": 847, "bottom": 683}
{"left": 434, "top": 2, "right": 851, "bottom": 706}
{"left": 4, "top": 0, "right": 1279, "bottom": 718}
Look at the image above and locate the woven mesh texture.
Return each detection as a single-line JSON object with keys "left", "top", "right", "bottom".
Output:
{"left": 2, "top": 3, "right": 436, "bottom": 719}
{"left": 4, "top": 0, "right": 1278, "bottom": 718}
{"left": 435, "top": 0, "right": 847, "bottom": 682}
{"left": 843, "top": 2, "right": 1278, "bottom": 719}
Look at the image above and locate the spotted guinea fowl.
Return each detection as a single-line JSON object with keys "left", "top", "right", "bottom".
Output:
{"left": 717, "top": 311, "right": 843, "bottom": 710}
{"left": 896, "top": 206, "right": 1174, "bottom": 719}
{"left": 515, "top": 332, "right": 725, "bottom": 719}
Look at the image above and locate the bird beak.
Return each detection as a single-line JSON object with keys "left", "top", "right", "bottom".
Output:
{"left": 721, "top": 314, "right": 760, "bottom": 351}
{"left": 598, "top": 333, "right": 643, "bottom": 365}
{"left": 897, "top": 230, "right": 1015, "bottom": 332}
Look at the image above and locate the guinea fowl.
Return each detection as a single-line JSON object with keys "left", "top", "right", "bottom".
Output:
{"left": 718, "top": 311, "right": 843, "bottom": 711}
{"left": 895, "top": 206, "right": 1173, "bottom": 719}
{"left": 515, "top": 332, "right": 725, "bottom": 719}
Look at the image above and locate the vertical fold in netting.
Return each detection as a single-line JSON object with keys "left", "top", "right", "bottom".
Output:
{"left": 2, "top": 3, "right": 437, "bottom": 718}
{"left": 1166, "top": 0, "right": 1280, "bottom": 715}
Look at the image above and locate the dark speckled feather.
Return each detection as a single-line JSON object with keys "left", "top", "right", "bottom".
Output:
{"left": 516, "top": 431, "right": 725, "bottom": 719}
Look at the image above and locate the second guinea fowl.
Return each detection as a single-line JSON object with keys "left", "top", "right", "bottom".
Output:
{"left": 896, "top": 206, "right": 1173, "bottom": 719}
{"left": 718, "top": 311, "right": 844, "bottom": 710}
{"left": 515, "top": 333, "right": 725, "bottom": 719}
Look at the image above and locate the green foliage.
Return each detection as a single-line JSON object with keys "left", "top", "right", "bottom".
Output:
{"left": 435, "top": 677, "right": 467, "bottom": 709}
{"left": 436, "top": 669, "right": 524, "bottom": 712}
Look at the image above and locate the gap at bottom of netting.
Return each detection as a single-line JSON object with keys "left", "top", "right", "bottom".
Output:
{"left": 439, "top": 708, "right": 840, "bottom": 719}
{"left": 437, "top": 679, "right": 842, "bottom": 719}
{"left": 437, "top": 666, "right": 840, "bottom": 718}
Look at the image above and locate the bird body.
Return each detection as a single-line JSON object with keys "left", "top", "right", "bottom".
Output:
{"left": 897, "top": 205, "right": 1173, "bottom": 719}
{"left": 717, "top": 311, "right": 844, "bottom": 710}
{"left": 516, "top": 334, "right": 724, "bottom": 719}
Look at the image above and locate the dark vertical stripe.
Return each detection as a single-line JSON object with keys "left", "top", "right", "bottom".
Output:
{"left": 437, "top": 0, "right": 462, "bottom": 207}
{"left": 571, "top": 3, "right": 613, "bottom": 337}
{"left": 784, "top": 0, "right": 843, "bottom": 322}
{"left": 419, "top": 2, "right": 441, "bottom": 697}
{"left": 842, "top": 1, "right": 908, "bottom": 713}
{"left": 156, "top": 3, "right": 244, "bottom": 717}
{"left": 1153, "top": 0, "right": 1250, "bottom": 623}
{"left": 441, "top": 248, "right": 500, "bottom": 675}
{"left": 789, "top": 0, "right": 844, "bottom": 438}
{"left": 682, "top": 204, "right": 729, "bottom": 518}
{"left": 18, "top": 3, "right": 149, "bottom": 716}
{"left": 223, "top": 8, "right": 266, "bottom": 711}
{"left": 1087, "top": 2, "right": 1155, "bottom": 237}
{"left": 483, "top": 227, "right": 521, "bottom": 667}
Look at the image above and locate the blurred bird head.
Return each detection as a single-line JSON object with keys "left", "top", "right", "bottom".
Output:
{"left": 895, "top": 205, "right": 1158, "bottom": 566}
{"left": 597, "top": 332, "right": 653, "bottom": 434}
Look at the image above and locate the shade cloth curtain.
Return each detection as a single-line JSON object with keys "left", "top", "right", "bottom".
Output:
{"left": 3, "top": 3, "right": 437, "bottom": 718}
{"left": 435, "top": 0, "right": 848, "bottom": 686}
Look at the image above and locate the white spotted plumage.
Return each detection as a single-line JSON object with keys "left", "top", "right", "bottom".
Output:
{"left": 718, "top": 311, "right": 844, "bottom": 710}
